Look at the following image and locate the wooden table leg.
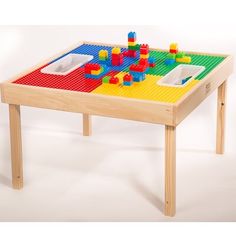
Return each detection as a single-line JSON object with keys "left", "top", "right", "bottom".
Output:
{"left": 164, "top": 125, "right": 176, "bottom": 216}
{"left": 83, "top": 114, "right": 92, "bottom": 136}
{"left": 216, "top": 81, "right": 227, "bottom": 154}
{"left": 9, "top": 104, "right": 23, "bottom": 189}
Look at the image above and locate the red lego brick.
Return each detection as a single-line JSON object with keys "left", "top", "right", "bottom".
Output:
{"left": 140, "top": 48, "right": 149, "bottom": 55}
{"left": 123, "top": 50, "right": 137, "bottom": 58}
{"left": 139, "top": 58, "right": 149, "bottom": 67}
{"left": 109, "top": 76, "right": 119, "bottom": 84}
{"left": 112, "top": 54, "right": 123, "bottom": 66}
{"left": 112, "top": 54, "right": 122, "bottom": 60}
{"left": 123, "top": 74, "right": 133, "bottom": 82}
{"left": 112, "top": 60, "right": 123, "bottom": 66}
{"left": 128, "top": 38, "right": 136, "bottom": 42}
{"left": 140, "top": 44, "right": 149, "bottom": 54}
{"left": 130, "top": 64, "right": 146, "bottom": 72}
{"left": 84, "top": 63, "right": 101, "bottom": 73}
{"left": 169, "top": 49, "right": 178, "bottom": 54}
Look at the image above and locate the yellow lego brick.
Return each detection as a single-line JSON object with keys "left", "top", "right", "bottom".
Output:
{"left": 91, "top": 68, "right": 102, "bottom": 75}
{"left": 140, "top": 54, "right": 149, "bottom": 59}
{"left": 176, "top": 56, "right": 191, "bottom": 63}
{"left": 170, "top": 43, "right": 178, "bottom": 50}
{"left": 99, "top": 50, "right": 108, "bottom": 58}
{"left": 112, "top": 47, "right": 121, "bottom": 55}
{"left": 128, "top": 41, "right": 136, "bottom": 46}
{"left": 92, "top": 72, "right": 199, "bottom": 103}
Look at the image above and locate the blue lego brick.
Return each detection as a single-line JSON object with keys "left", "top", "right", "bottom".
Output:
{"left": 128, "top": 32, "right": 136, "bottom": 40}
{"left": 129, "top": 71, "right": 144, "bottom": 76}
{"left": 165, "top": 58, "right": 175, "bottom": 65}
{"left": 50, "top": 44, "right": 139, "bottom": 72}
{"left": 148, "top": 57, "right": 155, "bottom": 64}
{"left": 133, "top": 76, "right": 144, "bottom": 82}
{"left": 85, "top": 65, "right": 109, "bottom": 79}
{"left": 130, "top": 70, "right": 146, "bottom": 82}
{"left": 123, "top": 81, "right": 133, "bottom": 86}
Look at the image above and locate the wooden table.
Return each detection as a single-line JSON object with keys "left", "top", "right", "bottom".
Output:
{"left": 0, "top": 42, "right": 233, "bottom": 217}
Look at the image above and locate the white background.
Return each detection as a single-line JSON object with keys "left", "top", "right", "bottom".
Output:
{"left": 0, "top": 0, "right": 236, "bottom": 233}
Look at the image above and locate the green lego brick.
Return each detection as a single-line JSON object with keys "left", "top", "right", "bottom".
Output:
{"left": 167, "top": 53, "right": 176, "bottom": 59}
{"left": 176, "top": 52, "right": 185, "bottom": 58}
{"left": 136, "top": 44, "right": 141, "bottom": 50}
{"left": 128, "top": 45, "right": 137, "bottom": 50}
{"left": 128, "top": 44, "right": 140, "bottom": 51}
{"left": 102, "top": 76, "right": 111, "bottom": 83}
{"left": 99, "top": 57, "right": 107, "bottom": 61}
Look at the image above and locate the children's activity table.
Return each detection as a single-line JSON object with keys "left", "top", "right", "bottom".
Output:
{"left": 0, "top": 41, "right": 233, "bottom": 217}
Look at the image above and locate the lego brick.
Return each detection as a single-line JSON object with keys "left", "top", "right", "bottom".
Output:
{"left": 128, "top": 38, "right": 136, "bottom": 42}
{"left": 165, "top": 58, "right": 175, "bottom": 65}
{"left": 130, "top": 70, "right": 146, "bottom": 81}
{"left": 176, "top": 56, "right": 192, "bottom": 63}
{"left": 91, "top": 67, "right": 103, "bottom": 75}
{"left": 130, "top": 64, "right": 146, "bottom": 72}
{"left": 85, "top": 65, "right": 109, "bottom": 79}
{"left": 128, "top": 45, "right": 138, "bottom": 51}
{"left": 170, "top": 49, "right": 178, "bottom": 54}
{"left": 109, "top": 76, "right": 119, "bottom": 84}
{"left": 170, "top": 43, "right": 178, "bottom": 50}
{"left": 99, "top": 57, "right": 107, "bottom": 61}
{"left": 128, "top": 32, "right": 136, "bottom": 40}
{"left": 123, "top": 81, "right": 133, "bottom": 86}
{"left": 84, "top": 63, "right": 101, "bottom": 73}
{"left": 112, "top": 61, "right": 123, "bottom": 66}
{"left": 167, "top": 53, "right": 176, "bottom": 60}
{"left": 133, "top": 75, "right": 145, "bottom": 82}
{"left": 123, "top": 50, "right": 137, "bottom": 58}
{"left": 112, "top": 54, "right": 122, "bottom": 60}
{"left": 123, "top": 74, "right": 133, "bottom": 82}
{"left": 128, "top": 41, "right": 137, "bottom": 47}
{"left": 139, "top": 58, "right": 149, "bottom": 67}
{"left": 112, "top": 47, "right": 121, "bottom": 55}
{"left": 102, "top": 76, "right": 111, "bottom": 84}
{"left": 112, "top": 53, "right": 124, "bottom": 64}
{"left": 176, "top": 52, "right": 185, "bottom": 58}
{"left": 99, "top": 50, "right": 108, "bottom": 58}
{"left": 140, "top": 54, "right": 149, "bottom": 59}
{"left": 140, "top": 44, "right": 149, "bottom": 54}
{"left": 140, "top": 48, "right": 149, "bottom": 55}
{"left": 148, "top": 57, "right": 155, "bottom": 64}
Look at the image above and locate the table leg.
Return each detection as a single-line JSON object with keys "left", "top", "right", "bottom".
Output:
{"left": 164, "top": 125, "right": 176, "bottom": 216}
{"left": 9, "top": 104, "right": 23, "bottom": 189}
{"left": 216, "top": 81, "right": 227, "bottom": 154}
{"left": 83, "top": 114, "right": 92, "bottom": 136}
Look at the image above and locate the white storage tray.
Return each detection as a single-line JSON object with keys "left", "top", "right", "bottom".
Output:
{"left": 41, "top": 53, "right": 94, "bottom": 76}
{"left": 157, "top": 64, "right": 205, "bottom": 87}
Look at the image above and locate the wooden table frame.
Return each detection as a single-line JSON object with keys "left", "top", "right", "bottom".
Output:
{"left": 0, "top": 42, "right": 233, "bottom": 217}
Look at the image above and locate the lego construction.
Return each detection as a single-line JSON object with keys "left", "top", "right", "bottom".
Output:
{"left": 13, "top": 32, "right": 226, "bottom": 103}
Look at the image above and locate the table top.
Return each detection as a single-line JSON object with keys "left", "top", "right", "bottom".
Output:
{"left": 12, "top": 42, "right": 226, "bottom": 104}
{"left": 1, "top": 42, "right": 233, "bottom": 126}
